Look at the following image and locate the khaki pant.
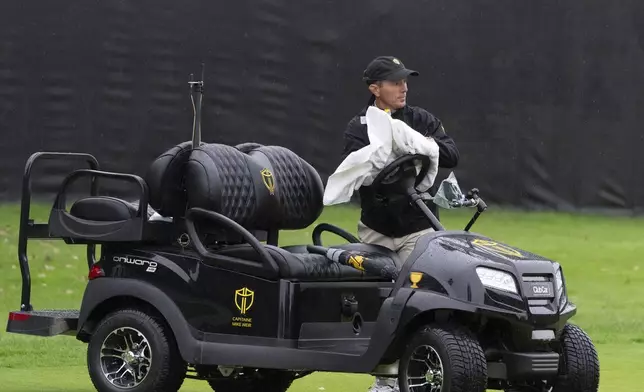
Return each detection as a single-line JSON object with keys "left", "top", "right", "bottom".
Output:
{"left": 357, "top": 221, "right": 434, "bottom": 268}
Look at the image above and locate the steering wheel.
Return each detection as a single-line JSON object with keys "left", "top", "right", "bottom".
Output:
{"left": 371, "top": 154, "right": 432, "bottom": 192}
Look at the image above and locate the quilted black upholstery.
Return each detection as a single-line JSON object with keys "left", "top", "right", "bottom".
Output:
{"left": 235, "top": 142, "right": 264, "bottom": 153}
{"left": 185, "top": 143, "right": 277, "bottom": 229}
{"left": 212, "top": 244, "right": 391, "bottom": 281}
{"left": 247, "top": 145, "right": 324, "bottom": 229}
{"left": 145, "top": 141, "right": 193, "bottom": 217}
{"left": 186, "top": 142, "right": 324, "bottom": 231}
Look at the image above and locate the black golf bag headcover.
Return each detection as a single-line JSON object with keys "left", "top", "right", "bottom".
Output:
{"left": 314, "top": 246, "right": 399, "bottom": 281}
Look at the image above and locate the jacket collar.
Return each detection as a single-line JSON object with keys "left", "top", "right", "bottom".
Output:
{"left": 358, "top": 102, "right": 408, "bottom": 118}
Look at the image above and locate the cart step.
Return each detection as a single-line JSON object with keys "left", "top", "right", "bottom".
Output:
{"left": 6, "top": 309, "right": 79, "bottom": 337}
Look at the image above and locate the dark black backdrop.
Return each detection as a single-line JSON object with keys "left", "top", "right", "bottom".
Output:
{"left": 1, "top": 0, "right": 643, "bottom": 212}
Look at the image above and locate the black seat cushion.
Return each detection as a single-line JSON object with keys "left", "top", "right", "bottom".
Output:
{"left": 69, "top": 196, "right": 158, "bottom": 222}
{"left": 70, "top": 196, "right": 138, "bottom": 222}
{"left": 211, "top": 244, "right": 393, "bottom": 281}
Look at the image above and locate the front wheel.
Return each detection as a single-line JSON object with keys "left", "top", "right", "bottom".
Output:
{"left": 87, "top": 308, "right": 187, "bottom": 392}
{"left": 398, "top": 323, "right": 487, "bottom": 392}
{"left": 551, "top": 324, "right": 600, "bottom": 392}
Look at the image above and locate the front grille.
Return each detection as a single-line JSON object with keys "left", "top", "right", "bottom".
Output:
{"left": 522, "top": 275, "right": 550, "bottom": 282}
{"left": 522, "top": 271, "right": 568, "bottom": 311}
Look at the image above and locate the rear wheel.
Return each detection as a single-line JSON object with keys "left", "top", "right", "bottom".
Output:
{"left": 87, "top": 308, "right": 186, "bottom": 392}
{"left": 398, "top": 323, "right": 487, "bottom": 392}
{"left": 207, "top": 369, "right": 294, "bottom": 392}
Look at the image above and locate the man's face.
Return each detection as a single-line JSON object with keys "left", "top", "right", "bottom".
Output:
{"left": 371, "top": 79, "right": 409, "bottom": 110}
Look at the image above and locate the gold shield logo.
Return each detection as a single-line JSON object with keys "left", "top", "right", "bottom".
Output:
{"left": 235, "top": 287, "right": 254, "bottom": 315}
{"left": 472, "top": 239, "right": 523, "bottom": 258}
{"left": 261, "top": 168, "right": 275, "bottom": 195}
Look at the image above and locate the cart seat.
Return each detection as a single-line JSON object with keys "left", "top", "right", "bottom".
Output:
{"left": 184, "top": 143, "right": 398, "bottom": 280}
{"left": 212, "top": 244, "right": 394, "bottom": 281}
{"left": 69, "top": 196, "right": 154, "bottom": 222}
{"left": 47, "top": 141, "right": 193, "bottom": 243}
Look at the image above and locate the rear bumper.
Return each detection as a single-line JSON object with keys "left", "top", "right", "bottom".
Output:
{"left": 6, "top": 310, "right": 79, "bottom": 337}
{"left": 488, "top": 351, "right": 559, "bottom": 380}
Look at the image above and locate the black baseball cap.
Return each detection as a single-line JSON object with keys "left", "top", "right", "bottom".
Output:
{"left": 362, "top": 56, "right": 419, "bottom": 84}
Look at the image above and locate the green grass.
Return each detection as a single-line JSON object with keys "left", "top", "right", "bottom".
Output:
{"left": 1, "top": 202, "right": 643, "bottom": 390}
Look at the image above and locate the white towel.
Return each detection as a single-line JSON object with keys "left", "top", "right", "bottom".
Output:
{"left": 324, "top": 106, "right": 440, "bottom": 206}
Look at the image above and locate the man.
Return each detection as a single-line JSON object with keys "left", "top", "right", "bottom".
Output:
{"left": 342, "top": 56, "right": 459, "bottom": 390}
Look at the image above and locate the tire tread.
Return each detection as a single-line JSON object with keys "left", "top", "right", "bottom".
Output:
{"left": 552, "top": 323, "right": 600, "bottom": 392}
{"left": 400, "top": 323, "right": 487, "bottom": 392}
{"left": 88, "top": 308, "right": 186, "bottom": 392}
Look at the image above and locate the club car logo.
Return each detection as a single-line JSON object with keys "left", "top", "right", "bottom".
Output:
{"left": 532, "top": 285, "right": 550, "bottom": 295}
{"left": 112, "top": 256, "right": 157, "bottom": 273}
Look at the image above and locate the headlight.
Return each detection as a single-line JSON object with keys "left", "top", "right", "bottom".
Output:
{"left": 476, "top": 267, "right": 518, "bottom": 294}
{"left": 555, "top": 268, "right": 563, "bottom": 290}
{"left": 555, "top": 267, "right": 567, "bottom": 308}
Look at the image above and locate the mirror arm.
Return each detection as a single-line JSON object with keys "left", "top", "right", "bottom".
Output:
{"left": 463, "top": 191, "right": 488, "bottom": 231}
{"left": 464, "top": 210, "right": 482, "bottom": 232}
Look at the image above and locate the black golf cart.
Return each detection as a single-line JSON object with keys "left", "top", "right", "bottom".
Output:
{"left": 6, "top": 74, "right": 599, "bottom": 392}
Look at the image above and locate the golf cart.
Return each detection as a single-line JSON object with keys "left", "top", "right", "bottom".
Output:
{"left": 6, "top": 72, "right": 599, "bottom": 392}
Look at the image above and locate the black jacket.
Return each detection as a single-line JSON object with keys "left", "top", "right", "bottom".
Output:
{"left": 342, "top": 104, "right": 460, "bottom": 237}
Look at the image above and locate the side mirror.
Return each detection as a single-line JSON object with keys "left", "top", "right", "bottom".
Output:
{"left": 425, "top": 172, "right": 488, "bottom": 231}
{"left": 429, "top": 172, "right": 466, "bottom": 209}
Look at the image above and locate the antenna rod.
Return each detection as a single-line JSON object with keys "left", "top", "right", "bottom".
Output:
{"left": 189, "top": 63, "right": 205, "bottom": 149}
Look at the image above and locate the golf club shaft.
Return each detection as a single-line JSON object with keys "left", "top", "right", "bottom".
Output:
{"left": 191, "top": 83, "right": 203, "bottom": 148}
{"left": 412, "top": 196, "right": 445, "bottom": 231}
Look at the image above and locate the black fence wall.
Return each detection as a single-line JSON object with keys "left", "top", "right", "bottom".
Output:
{"left": 1, "top": 0, "right": 643, "bottom": 212}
